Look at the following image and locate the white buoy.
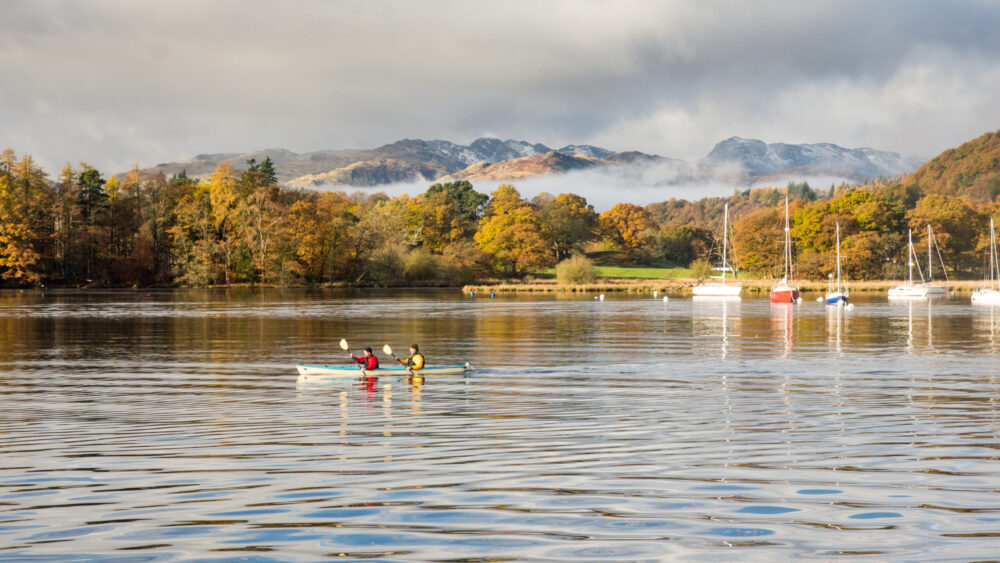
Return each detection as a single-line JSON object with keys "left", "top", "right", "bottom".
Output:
{"left": 816, "top": 297, "right": 823, "bottom": 302}
{"left": 599, "top": 294, "right": 605, "bottom": 301}
{"left": 846, "top": 303, "right": 855, "bottom": 310}
{"left": 653, "top": 290, "right": 658, "bottom": 298}
{"left": 796, "top": 297, "right": 803, "bottom": 304}
{"left": 662, "top": 296, "right": 669, "bottom": 302}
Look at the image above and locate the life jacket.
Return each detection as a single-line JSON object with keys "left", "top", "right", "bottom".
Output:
{"left": 353, "top": 354, "right": 379, "bottom": 370}
{"left": 407, "top": 353, "right": 425, "bottom": 370}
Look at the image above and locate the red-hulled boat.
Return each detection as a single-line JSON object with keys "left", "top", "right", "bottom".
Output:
{"left": 769, "top": 196, "right": 801, "bottom": 303}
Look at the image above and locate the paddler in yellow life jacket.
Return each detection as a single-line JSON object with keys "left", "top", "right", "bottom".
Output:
{"left": 401, "top": 344, "right": 425, "bottom": 370}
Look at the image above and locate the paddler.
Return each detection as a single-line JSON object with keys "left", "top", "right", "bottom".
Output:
{"left": 350, "top": 346, "right": 379, "bottom": 370}
{"left": 402, "top": 344, "right": 425, "bottom": 370}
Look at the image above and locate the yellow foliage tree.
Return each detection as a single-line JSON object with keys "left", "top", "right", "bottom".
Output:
{"left": 474, "top": 185, "right": 555, "bottom": 276}
{"left": 599, "top": 203, "right": 654, "bottom": 260}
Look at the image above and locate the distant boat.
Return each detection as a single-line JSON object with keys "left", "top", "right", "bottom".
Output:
{"left": 972, "top": 217, "right": 1000, "bottom": 305}
{"left": 888, "top": 226, "right": 949, "bottom": 299}
{"left": 693, "top": 203, "right": 742, "bottom": 298}
{"left": 770, "top": 197, "right": 800, "bottom": 303}
{"left": 824, "top": 222, "right": 848, "bottom": 305}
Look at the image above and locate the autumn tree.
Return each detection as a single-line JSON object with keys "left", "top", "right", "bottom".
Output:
{"left": 0, "top": 150, "right": 50, "bottom": 285}
{"left": 906, "top": 194, "right": 983, "bottom": 276}
{"left": 732, "top": 206, "right": 784, "bottom": 276}
{"left": 534, "top": 192, "right": 598, "bottom": 260}
{"left": 599, "top": 203, "right": 655, "bottom": 261}
{"left": 474, "top": 184, "right": 554, "bottom": 277}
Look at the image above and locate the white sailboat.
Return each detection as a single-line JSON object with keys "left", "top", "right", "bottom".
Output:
{"left": 824, "top": 222, "right": 848, "bottom": 305}
{"left": 972, "top": 217, "right": 1000, "bottom": 305}
{"left": 693, "top": 203, "right": 742, "bottom": 298}
{"left": 888, "top": 226, "right": 949, "bottom": 299}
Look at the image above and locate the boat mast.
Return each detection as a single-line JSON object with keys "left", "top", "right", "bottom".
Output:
{"left": 928, "top": 225, "right": 933, "bottom": 282}
{"left": 992, "top": 217, "right": 998, "bottom": 290}
{"left": 722, "top": 203, "right": 729, "bottom": 286}
{"left": 836, "top": 222, "right": 842, "bottom": 293}
{"left": 783, "top": 196, "right": 791, "bottom": 282}
{"left": 907, "top": 229, "right": 914, "bottom": 286}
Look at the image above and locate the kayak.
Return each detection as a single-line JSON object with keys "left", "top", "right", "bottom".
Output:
{"left": 296, "top": 363, "right": 471, "bottom": 380}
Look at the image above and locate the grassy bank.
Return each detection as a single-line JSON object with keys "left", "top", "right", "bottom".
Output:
{"left": 463, "top": 278, "right": 986, "bottom": 294}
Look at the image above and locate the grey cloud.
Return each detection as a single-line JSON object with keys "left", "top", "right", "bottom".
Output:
{"left": 1, "top": 0, "right": 999, "bottom": 174}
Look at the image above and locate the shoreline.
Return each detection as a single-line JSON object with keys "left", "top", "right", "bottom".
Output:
{"left": 463, "top": 279, "right": 987, "bottom": 294}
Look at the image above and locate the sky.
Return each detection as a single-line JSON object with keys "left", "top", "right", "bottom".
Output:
{"left": 3, "top": 0, "right": 1000, "bottom": 176}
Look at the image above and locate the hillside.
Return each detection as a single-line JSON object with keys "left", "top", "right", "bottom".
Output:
{"left": 140, "top": 136, "right": 925, "bottom": 189}
{"left": 438, "top": 151, "right": 603, "bottom": 182}
{"left": 903, "top": 129, "right": 1000, "bottom": 201}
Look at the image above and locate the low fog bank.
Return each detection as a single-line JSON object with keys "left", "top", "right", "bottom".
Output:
{"left": 307, "top": 163, "right": 860, "bottom": 212}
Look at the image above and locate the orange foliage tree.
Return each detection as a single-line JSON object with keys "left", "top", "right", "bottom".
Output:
{"left": 474, "top": 185, "right": 554, "bottom": 276}
{"left": 599, "top": 203, "right": 654, "bottom": 261}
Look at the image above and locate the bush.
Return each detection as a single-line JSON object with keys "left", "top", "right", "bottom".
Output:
{"left": 555, "top": 254, "right": 598, "bottom": 284}
{"left": 403, "top": 248, "right": 440, "bottom": 282}
{"left": 689, "top": 258, "right": 714, "bottom": 281}
{"left": 365, "top": 244, "right": 405, "bottom": 285}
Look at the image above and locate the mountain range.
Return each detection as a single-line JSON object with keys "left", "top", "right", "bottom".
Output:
{"left": 142, "top": 137, "right": 924, "bottom": 189}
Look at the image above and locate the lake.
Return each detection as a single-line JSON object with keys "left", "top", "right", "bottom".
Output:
{"left": 1, "top": 289, "right": 999, "bottom": 560}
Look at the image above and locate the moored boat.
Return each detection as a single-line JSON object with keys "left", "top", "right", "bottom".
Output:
{"left": 693, "top": 203, "right": 742, "bottom": 299}
{"left": 824, "top": 222, "right": 848, "bottom": 305}
{"left": 296, "top": 363, "right": 471, "bottom": 380}
{"left": 889, "top": 227, "right": 949, "bottom": 299}
{"left": 769, "top": 196, "right": 800, "bottom": 303}
{"left": 972, "top": 217, "right": 1000, "bottom": 306}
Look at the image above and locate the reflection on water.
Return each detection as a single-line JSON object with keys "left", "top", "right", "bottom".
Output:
{"left": 1, "top": 289, "right": 1000, "bottom": 560}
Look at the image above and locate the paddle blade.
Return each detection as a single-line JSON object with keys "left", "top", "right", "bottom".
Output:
{"left": 339, "top": 338, "right": 349, "bottom": 351}
{"left": 383, "top": 344, "right": 393, "bottom": 355}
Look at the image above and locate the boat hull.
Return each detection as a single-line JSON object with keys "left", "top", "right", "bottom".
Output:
{"left": 692, "top": 283, "right": 742, "bottom": 298}
{"left": 972, "top": 289, "right": 1000, "bottom": 305}
{"left": 888, "top": 284, "right": 948, "bottom": 299}
{"left": 824, "top": 292, "right": 848, "bottom": 305}
{"left": 296, "top": 364, "right": 470, "bottom": 380}
{"left": 769, "top": 287, "right": 800, "bottom": 303}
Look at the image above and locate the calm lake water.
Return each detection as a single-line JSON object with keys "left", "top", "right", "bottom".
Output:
{"left": 2, "top": 289, "right": 1000, "bottom": 561}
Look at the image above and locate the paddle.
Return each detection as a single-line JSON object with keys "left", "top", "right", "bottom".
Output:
{"left": 383, "top": 344, "right": 416, "bottom": 376}
{"left": 341, "top": 338, "right": 366, "bottom": 376}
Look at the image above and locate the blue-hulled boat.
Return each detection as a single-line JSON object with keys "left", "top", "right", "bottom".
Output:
{"left": 825, "top": 222, "right": 849, "bottom": 306}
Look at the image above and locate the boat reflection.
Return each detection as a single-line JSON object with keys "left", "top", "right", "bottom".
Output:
{"left": 770, "top": 302, "right": 795, "bottom": 358}
{"left": 692, "top": 296, "right": 741, "bottom": 359}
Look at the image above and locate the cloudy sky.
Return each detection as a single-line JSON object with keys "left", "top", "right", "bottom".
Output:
{"left": 3, "top": 0, "right": 1000, "bottom": 174}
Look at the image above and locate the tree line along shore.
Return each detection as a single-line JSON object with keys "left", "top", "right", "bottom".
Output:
{"left": 0, "top": 130, "right": 998, "bottom": 289}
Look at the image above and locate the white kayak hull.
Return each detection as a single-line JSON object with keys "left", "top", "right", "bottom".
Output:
{"left": 296, "top": 363, "right": 471, "bottom": 379}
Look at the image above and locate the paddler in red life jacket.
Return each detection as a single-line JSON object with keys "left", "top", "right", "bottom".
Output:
{"left": 350, "top": 347, "right": 379, "bottom": 370}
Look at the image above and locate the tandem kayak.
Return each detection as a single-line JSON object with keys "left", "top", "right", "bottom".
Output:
{"left": 296, "top": 363, "right": 471, "bottom": 380}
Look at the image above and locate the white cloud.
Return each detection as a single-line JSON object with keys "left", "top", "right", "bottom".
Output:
{"left": 1, "top": 0, "right": 999, "bottom": 174}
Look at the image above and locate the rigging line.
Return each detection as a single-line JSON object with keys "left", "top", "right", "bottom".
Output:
{"left": 931, "top": 228, "right": 950, "bottom": 283}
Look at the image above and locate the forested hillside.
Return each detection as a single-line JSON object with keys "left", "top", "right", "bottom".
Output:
{"left": 0, "top": 129, "right": 997, "bottom": 287}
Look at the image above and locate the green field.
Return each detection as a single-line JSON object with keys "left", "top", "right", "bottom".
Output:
{"left": 537, "top": 265, "right": 700, "bottom": 279}
{"left": 594, "top": 266, "right": 694, "bottom": 279}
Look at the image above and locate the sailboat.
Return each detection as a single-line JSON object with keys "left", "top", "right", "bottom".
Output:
{"left": 888, "top": 226, "right": 949, "bottom": 298}
{"left": 824, "top": 222, "right": 848, "bottom": 305}
{"left": 972, "top": 217, "right": 1000, "bottom": 305}
{"left": 769, "top": 197, "right": 800, "bottom": 303}
{"left": 693, "top": 203, "right": 742, "bottom": 298}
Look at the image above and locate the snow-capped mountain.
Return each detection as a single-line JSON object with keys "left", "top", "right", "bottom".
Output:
{"left": 703, "top": 137, "right": 924, "bottom": 178}
{"left": 140, "top": 136, "right": 924, "bottom": 189}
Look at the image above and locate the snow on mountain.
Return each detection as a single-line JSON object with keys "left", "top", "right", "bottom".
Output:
{"left": 704, "top": 137, "right": 919, "bottom": 178}
{"left": 556, "top": 144, "right": 614, "bottom": 159}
